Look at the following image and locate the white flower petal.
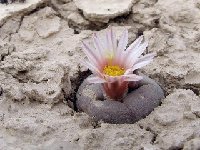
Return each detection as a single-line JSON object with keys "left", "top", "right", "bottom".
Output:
{"left": 125, "top": 41, "right": 148, "bottom": 68}
{"left": 126, "top": 35, "right": 144, "bottom": 52}
{"left": 124, "top": 53, "right": 156, "bottom": 73}
{"left": 131, "top": 53, "right": 155, "bottom": 71}
{"left": 106, "top": 29, "right": 113, "bottom": 53}
{"left": 135, "top": 52, "right": 156, "bottom": 64}
{"left": 97, "top": 32, "right": 107, "bottom": 50}
{"left": 121, "top": 35, "right": 144, "bottom": 67}
{"left": 93, "top": 35, "right": 105, "bottom": 61}
{"left": 82, "top": 41, "right": 100, "bottom": 66}
{"left": 124, "top": 68, "right": 133, "bottom": 75}
{"left": 111, "top": 28, "right": 117, "bottom": 53}
{"left": 117, "top": 29, "right": 128, "bottom": 51}
{"left": 116, "top": 29, "right": 128, "bottom": 63}
{"left": 87, "top": 76, "right": 106, "bottom": 83}
{"left": 123, "top": 74, "right": 143, "bottom": 81}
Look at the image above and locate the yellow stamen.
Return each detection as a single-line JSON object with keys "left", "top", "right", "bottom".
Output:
{"left": 103, "top": 65, "right": 125, "bottom": 76}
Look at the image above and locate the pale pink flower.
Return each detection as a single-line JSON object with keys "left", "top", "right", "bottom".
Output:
{"left": 82, "top": 28, "right": 155, "bottom": 101}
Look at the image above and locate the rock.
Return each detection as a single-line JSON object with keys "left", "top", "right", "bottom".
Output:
{"left": 0, "top": 40, "right": 15, "bottom": 60}
{"left": 143, "top": 28, "right": 173, "bottom": 56}
{"left": 0, "top": 47, "right": 71, "bottom": 103}
{"left": 138, "top": 89, "right": 200, "bottom": 149}
{"left": 132, "top": 0, "right": 160, "bottom": 27}
{"left": 156, "top": 0, "right": 200, "bottom": 32}
{"left": 140, "top": 144, "right": 161, "bottom": 150}
{"left": 76, "top": 74, "right": 164, "bottom": 124}
{"left": 143, "top": 28, "right": 200, "bottom": 94}
{"left": 68, "top": 12, "right": 90, "bottom": 29}
{"left": 19, "top": 28, "right": 35, "bottom": 42}
{"left": 0, "top": 0, "right": 26, "bottom": 4}
{"left": 156, "top": 127, "right": 195, "bottom": 150}
{"left": 0, "top": 102, "right": 87, "bottom": 149}
{"left": 191, "top": 101, "right": 200, "bottom": 118}
{"left": 39, "top": 139, "right": 80, "bottom": 150}
{"left": 74, "top": 0, "right": 134, "bottom": 23}
{"left": 184, "top": 71, "right": 200, "bottom": 85}
{"left": 154, "top": 106, "right": 183, "bottom": 126}
{"left": 0, "top": 0, "right": 48, "bottom": 26}
{"left": 183, "top": 138, "right": 200, "bottom": 150}
{"left": 78, "top": 123, "right": 154, "bottom": 150}
{"left": 53, "top": 103, "right": 74, "bottom": 116}
{"left": 10, "top": 6, "right": 93, "bottom": 78}
{"left": 23, "top": 63, "right": 71, "bottom": 104}
{"left": 183, "top": 111, "right": 197, "bottom": 120}
{"left": 18, "top": 15, "right": 37, "bottom": 42}
{"left": 35, "top": 7, "right": 61, "bottom": 38}
{"left": 1, "top": 7, "right": 61, "bottom": 41}
{"left": 153, "top": 89, "right": 200, "bottom": 126}
{"left": 36, "top": 16, "right": 60, "bottom": 38}
{"left": 18, "top": 7, "right": 62, "bottom": 40}
{"left": 0, "top": 6, "right": 94, "bottom": 104}
{"left": 51, "top": 0, "right": 78, "bottom": 19}
{"left": 0, "top": 16, "right": 21, "bottom": 41}
{"left": 0, "top": 71, "right": 25, "bottom": 101}
{"left": 130, "top": 0, "right": 200, "bottom": 95}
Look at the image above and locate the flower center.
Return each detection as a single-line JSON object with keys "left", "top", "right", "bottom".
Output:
{"left": 103, "top": 65, "right": 125, "bottom": 76}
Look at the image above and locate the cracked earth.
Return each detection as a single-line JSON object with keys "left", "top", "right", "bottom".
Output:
{"left": 0, "top": 0, "right": 200, "bottom": 149}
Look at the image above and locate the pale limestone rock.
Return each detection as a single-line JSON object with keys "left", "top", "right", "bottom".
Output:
{"left": 138, "top": 89, "right": 200, "bottom": 149}
{"left": 143, "top": 28, "right": 200, "bottom": 94}
{"left": 0, "top": 48, "right": 71, "bottom": 103}
{"left": 75, "top": 0, "right": 134, "bottom": 23}
{"left": 184, "top": 71, "right": 200, "bottom": 85}
{"left": 35, "top": 7, "right": 61, "bottom": 38}
{"left": 19, "top": 29, "right": 35, "bottom": 42}
{"left": 156, "top": 0, "right": 200, "bottom": 33}
{"left": 0, "top": 71, "right": 25, "bottom": 101}
{"left": 0, "top": 0, "right": 49, "bottom": 26}
{"left": 140, "top": 144, "right": 161, "bottom": 150}
{"left": 51, "top": 0, "right": 78, "bottom": 19}
{"left": 156, "top": 127, "right": 195, "bottom": 150}
{"left": 183, "top": 111, "right": 197, "bottom": 120}
{"left": 133, "top": 0, "right": 200, "bottom": 96}
{"left": 154, "top": 106, "right": 183, "bottom": 126}
{"left": 18, "top": 7, "right": 62, "bottom": 40}
{"left": 78, "top": 123, "right": 154, "bottom": 150}
{"left": 36, "top": 16, "right": 61, "bottom": 38}
{"left": 183, "top": 138, "right": 200, "bottom": 150}
{"left": 39, "top": 139, "right": 80, "bottom": 150}
{"left": 191, "top": 101, "right": 200, "bottom": 118}
{"left": 0, "top": 16, "right": 21, "bottom": 41}
{"left": 18, "top": 15, "right": 38, "bottom": 42}
{"left": 132, "top": 0, "right": 160, "bottom": 27}
{"left": 0, "top": 40, "right": 15, "bottom": 60}
{"left": 23, "top": 63, "right": 71, "bottom": 104}
{"left": 68, "top": 12, "right": 90, "bottom": 27}
{"left": 0, "top": 7, "right": 93, "bottom": 104}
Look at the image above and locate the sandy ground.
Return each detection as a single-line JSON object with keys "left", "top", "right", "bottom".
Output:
{"left": 0, "top": 0, "right": 200, "bottom": 149}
